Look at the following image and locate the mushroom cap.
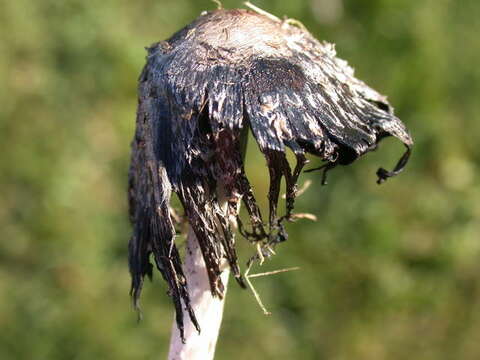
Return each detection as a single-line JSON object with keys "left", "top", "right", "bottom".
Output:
{"left": 128, "top": 8, "right": 413, "bottom": 339}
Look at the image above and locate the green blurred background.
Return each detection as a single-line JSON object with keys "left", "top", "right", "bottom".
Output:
{"left": 1, "top": 0, "right": 479, "bottom": 359}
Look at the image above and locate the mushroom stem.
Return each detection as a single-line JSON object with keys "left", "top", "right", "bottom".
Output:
{"left": 167, "top": 228, "right": 230, "bottom": 360}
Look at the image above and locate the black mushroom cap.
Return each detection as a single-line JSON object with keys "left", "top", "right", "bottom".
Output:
{"left": 128, "top": 8, "right": 413, "bottom": 340}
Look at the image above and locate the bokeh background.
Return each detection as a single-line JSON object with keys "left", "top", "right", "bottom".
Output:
{"left": 1, "top": 0, "right": 479, "bottom": 359}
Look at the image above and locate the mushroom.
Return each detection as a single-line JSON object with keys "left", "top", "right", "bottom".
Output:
{"left": 128, "top": 5, "right": 413, "bottom": 359}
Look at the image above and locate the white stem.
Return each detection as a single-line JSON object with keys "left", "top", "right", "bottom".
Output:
{"left": 167, "top": 228, "right": 230, "bottom": 360}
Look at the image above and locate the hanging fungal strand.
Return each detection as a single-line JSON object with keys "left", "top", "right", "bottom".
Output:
{"left": 128, "top": 8, "right": 413, "bottom": 340}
